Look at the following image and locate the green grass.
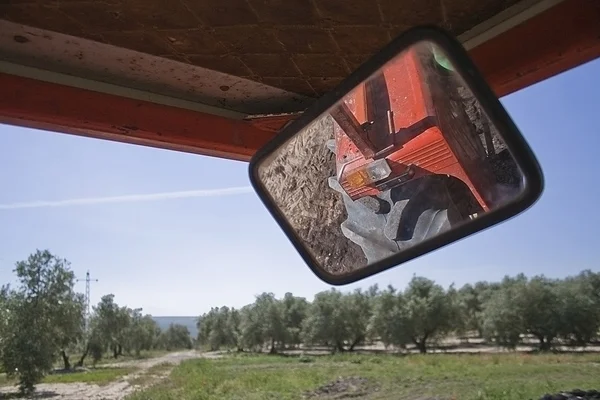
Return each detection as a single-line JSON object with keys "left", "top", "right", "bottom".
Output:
{"left": 0, "top": 367, "right": 136, "bottom": 387}
{"left": 126, "top": 352, "right": 600, "bottom": 400}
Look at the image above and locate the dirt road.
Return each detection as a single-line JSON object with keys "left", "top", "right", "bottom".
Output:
{"left": 0, "top": 350, "right": 220, "bottom": 400}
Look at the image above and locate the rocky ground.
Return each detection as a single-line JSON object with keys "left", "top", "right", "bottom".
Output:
{"left": 0, "top": 350, "right": 221, "bottom": 400}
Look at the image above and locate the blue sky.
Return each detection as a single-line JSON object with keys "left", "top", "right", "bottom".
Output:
{"left": 1, "top": 57, "right": 599, "bottom": 316}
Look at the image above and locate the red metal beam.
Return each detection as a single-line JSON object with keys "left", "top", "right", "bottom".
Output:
{"left": 469, "top": 0, "right": 600, "bottom": 97}
{"left": 1, "top": 0, "right": 598, "bottom": 160}
{"left": 0, "top": 73, "right": 274, "bottom": 162}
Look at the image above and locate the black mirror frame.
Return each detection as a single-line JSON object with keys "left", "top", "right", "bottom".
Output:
{"left": 248, "top": 25, "right": 544, "bottom": 285}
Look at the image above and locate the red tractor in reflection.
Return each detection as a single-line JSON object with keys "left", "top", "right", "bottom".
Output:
{"left": 326, "top": 44, "right": 521, "bottom": 264}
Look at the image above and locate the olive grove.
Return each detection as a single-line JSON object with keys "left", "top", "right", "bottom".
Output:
{"left": 196, "top": 272, "right": 600, "bottom": 354}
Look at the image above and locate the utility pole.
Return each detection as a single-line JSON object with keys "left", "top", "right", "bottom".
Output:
{"left": 77, "top": 270, "right": 98, "bottom": 333}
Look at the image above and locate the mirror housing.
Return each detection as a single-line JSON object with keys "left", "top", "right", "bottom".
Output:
{"left": 249, "top": 26, "right": 544, "bottom": 285}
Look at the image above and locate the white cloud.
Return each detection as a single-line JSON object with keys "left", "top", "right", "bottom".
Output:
{"left": 0, "top": 186, "right": 254, "bottom": 210}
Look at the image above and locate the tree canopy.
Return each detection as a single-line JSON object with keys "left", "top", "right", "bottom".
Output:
{"left": 195, "top": 271, "right": 600, "bottom": 355}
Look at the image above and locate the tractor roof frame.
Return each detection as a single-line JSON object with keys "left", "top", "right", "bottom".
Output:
{"left": 0, "top": 0, "right": 598, "bottom": 161}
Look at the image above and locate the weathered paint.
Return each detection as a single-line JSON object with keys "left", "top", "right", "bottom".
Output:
{"left": 0, "top": 20, "right": 312, "bottom": 115}
{"left": 0, "top": 73, "right": 274, "bottom": 161}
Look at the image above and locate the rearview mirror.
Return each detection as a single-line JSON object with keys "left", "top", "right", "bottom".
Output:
{"left": 249, "top": 26, "right": 543, "bottom": 285}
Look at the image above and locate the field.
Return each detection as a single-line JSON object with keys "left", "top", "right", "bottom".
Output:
{"left": 126, "top": 352, "right": 600, "bottom": 400}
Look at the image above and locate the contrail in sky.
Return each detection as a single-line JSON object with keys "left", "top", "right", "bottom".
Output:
{"left": 0, "top": 186, "right": 254, "bottom": 210}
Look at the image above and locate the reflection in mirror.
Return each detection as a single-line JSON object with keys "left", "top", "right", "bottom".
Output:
{"left": 257, "top": 40, "right": 524, "bottom": 276}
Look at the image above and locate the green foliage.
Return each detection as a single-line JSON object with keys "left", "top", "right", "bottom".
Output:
{"left": 400, "top": 277, "right": 455, "bottom": 353}
{"left": 344, "top": 287, "right": 377, "bottom": 350}
{"left": 481, "top": 283, "right": 524, "bottom": 349}
{"left": 281, "top": 293, "right": 308, "bottom": 348}
{"left": 244, "top": 293, "right": 286, "bottom": 353}
{"left": 0, "top": 250, "right": 84, "bottom": 394}
{"left": 239, "top": 303, "right": 264, "bottom": 351}
{"left": 159, "top": 324, "right": 193, "bottom": 351}
{"left": 0, "top": 286, "right": 10, "bottom": 365}
{"left": 368, "top": 278, "right": 455, "bottom": 353}
{"left": 124, "top": 309, "right": 160, "bottom": 356}
{"left": 200, "top": 293, "right": 293, "bottom": 353}
{"left": 90, "top": 294, "right": 133, "bottom": 358}
{"left": 192, "top": 271, "right": 600, "bottom": 356}
{"left": 367, "top": 285, "right": 403, "bottom": 348}
{"left": 83, "top": 294, "right": 169, "bottom": 366}
{"left": 480, "top": 274, "right": 598, "bottom": 350}
{"left": 519, "top": 276, "right": 562, "bottom": 350}
{"left": 455, "top": 283, "right": 484, "bottom": 337}
{"left": 197, "top": 306, "right": 240, "bottom": 351}
{"left": 88, "top": 337, "right": 105, "bottom": 366}
{"left": 302, "top": 289, "right": 352, "bottom": 352}
{"left": 558, "top": 271, "right": 600, "bottom": 345}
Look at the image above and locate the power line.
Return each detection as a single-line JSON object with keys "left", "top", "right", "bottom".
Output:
{"left": 77, "top": 270, "right": 98, "bottom": 333}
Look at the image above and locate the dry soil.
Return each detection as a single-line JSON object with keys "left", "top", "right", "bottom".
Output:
{"left": 0, "top": 350, "right": 221, "bottom": 400}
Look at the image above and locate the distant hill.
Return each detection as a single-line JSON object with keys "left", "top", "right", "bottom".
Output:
{"left": 153, "top": 316, "right": 198, "bottom": 338}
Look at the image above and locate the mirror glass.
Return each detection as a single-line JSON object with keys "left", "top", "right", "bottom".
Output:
{"left": 256, "top": 39, "right": 525, "bottom": 277}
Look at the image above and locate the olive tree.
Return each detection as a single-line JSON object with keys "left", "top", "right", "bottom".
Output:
{"left": 368, "top": 285, "right": 410, "bottom": 349}
{"left": 301, "top": 288, "right": 376, "bottom": 353}
{"left": 558, "top": 273, "right": 600, "bottom": 345}
{"left": 92, "top": 294, "right": 131, "bottom": 358}
{"left": 0, "top": 250, "right": 85, "bottom": 394}
{"left": 281, "top": 293, "right": 308, "bottom": 348}
{"left": 481, "top": 283, "right": 524, "bottom": 349}
{"left": 159, "top": 324, "right": 192, "bottom": 350}
{"left": 519, "top": 276, "right": 562, "bottom": 350}
{"left": 397, "top": 277, "right": 454, "bottom": 353}
{"left": 197, "top": 306, "right": 241, "bottom": 351}
{"left": 302, "top": 289, "right": 351, "bottom": 352}
{"left": 239, "top": 293, "right": 286, "bottom": 353}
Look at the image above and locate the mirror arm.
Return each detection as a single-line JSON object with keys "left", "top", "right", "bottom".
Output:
{"left": 330, "top": 103, "right": 377, "bottom": 159}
